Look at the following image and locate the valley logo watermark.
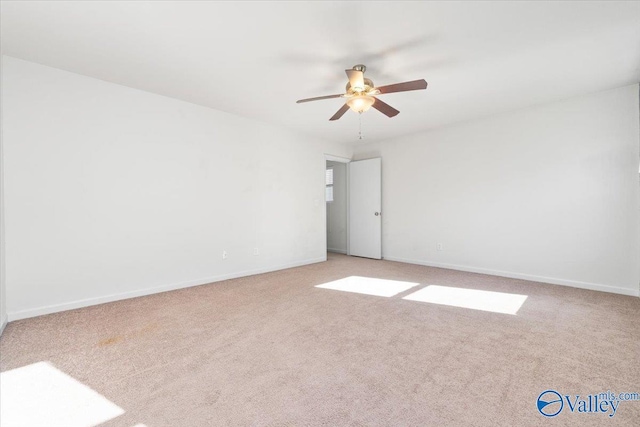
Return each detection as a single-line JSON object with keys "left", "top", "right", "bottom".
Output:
{"left": 537, "top": 389, "right": 639, "bottom": 418}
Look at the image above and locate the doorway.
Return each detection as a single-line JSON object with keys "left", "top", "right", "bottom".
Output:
{"left": 324, "top": 155, "right": 382, "bottom": 260}
{"left": 326, "top": 159, "right": 348, "bottom": 254}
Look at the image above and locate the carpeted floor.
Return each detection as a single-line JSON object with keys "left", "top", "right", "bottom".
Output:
{"left": 1, "top": 253, "right": 639, "bottom": 426}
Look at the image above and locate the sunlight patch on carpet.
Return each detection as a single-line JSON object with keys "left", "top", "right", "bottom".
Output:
{"left": 0, "top": 361, "right": 125, "bottom": 427}
{"left": 315, "top": 276, "right": 419, "bottom": 297}
{"left": 403, "top": 285, "right": 528, "bottom": 315}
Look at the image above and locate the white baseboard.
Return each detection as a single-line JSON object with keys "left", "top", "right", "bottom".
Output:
{"left": 0, "top": 314, "right": 7, "bottom": 336}
{"left": 7, "top": 256, "right": 327, "bottom": 322}
{"left": 383, "top": 256, "right": 640, "bottom": 297}
{"left": 327, "top": 248, "right": 347, "bottom": 254}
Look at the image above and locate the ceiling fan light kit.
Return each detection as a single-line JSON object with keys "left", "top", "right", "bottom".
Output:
{"left": 347, "top": 95, "right": 375, "bottom": 113}
{"left": 296, "top": 64, "right": 427, "bottom": 122}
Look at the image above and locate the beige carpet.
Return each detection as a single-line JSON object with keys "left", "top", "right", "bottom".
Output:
{"left": 1, "top": 253, "right": 639, "bottom": 426}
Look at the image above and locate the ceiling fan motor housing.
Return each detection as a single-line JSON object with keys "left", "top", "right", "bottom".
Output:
{"left": 346, "top": 78, "right": 375, "bottom": 94}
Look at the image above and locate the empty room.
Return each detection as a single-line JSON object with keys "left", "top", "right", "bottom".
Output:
{"left": 1, "top": 1, "right": 639, "bottom": 426}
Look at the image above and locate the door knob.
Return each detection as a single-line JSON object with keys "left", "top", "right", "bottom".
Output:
{"left": 375, "top": 212, "right": 380, "bottom": 216}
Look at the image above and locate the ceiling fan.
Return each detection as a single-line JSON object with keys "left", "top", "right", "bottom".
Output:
{"left": 296, "top": 64, "right": 427, "bottom": 121}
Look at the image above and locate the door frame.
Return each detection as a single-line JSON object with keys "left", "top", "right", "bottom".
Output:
{"left": 324, "top": 154, "right": 351, "bottom": 256}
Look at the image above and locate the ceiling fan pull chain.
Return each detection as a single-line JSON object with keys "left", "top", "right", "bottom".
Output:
{"left": 358, "top": 112, "right": 364, "bottom": 140}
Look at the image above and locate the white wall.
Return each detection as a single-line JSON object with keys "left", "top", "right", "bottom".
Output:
{"left": 0, "top": 55, "right": 7, "bottom": 333}
{"left": 354, "top": 84, "right": 640, "bottom": 296}
{"left": 326, "top": 161, "right": 347, "bottom": 253}
{"left": 2, "top": 56, "right": 352, "bottom": 320}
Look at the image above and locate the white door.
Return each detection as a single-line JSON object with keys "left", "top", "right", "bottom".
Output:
{"left": 349, "top": 158, "right": 382, "bottom": 259}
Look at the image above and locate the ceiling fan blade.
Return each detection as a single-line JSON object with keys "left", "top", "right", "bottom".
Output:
{"left": 372, "top": 97, "right": 400, "bottom": 118}
{"left": 376, "top": 79, "right": 427, "bottom": 95}
{"left": 296, "top": 94, "right": 343, "bottom": 103}
{"left": 329, "top": 104, "right": 350, "bottom": 121}
{"left": 345, "top": 69, "right": 365, "bottom": 92}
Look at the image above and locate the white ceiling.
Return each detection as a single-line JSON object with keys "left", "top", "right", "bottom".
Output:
{"left": 2, "top": 1, "right": 640, "bottom": 144}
